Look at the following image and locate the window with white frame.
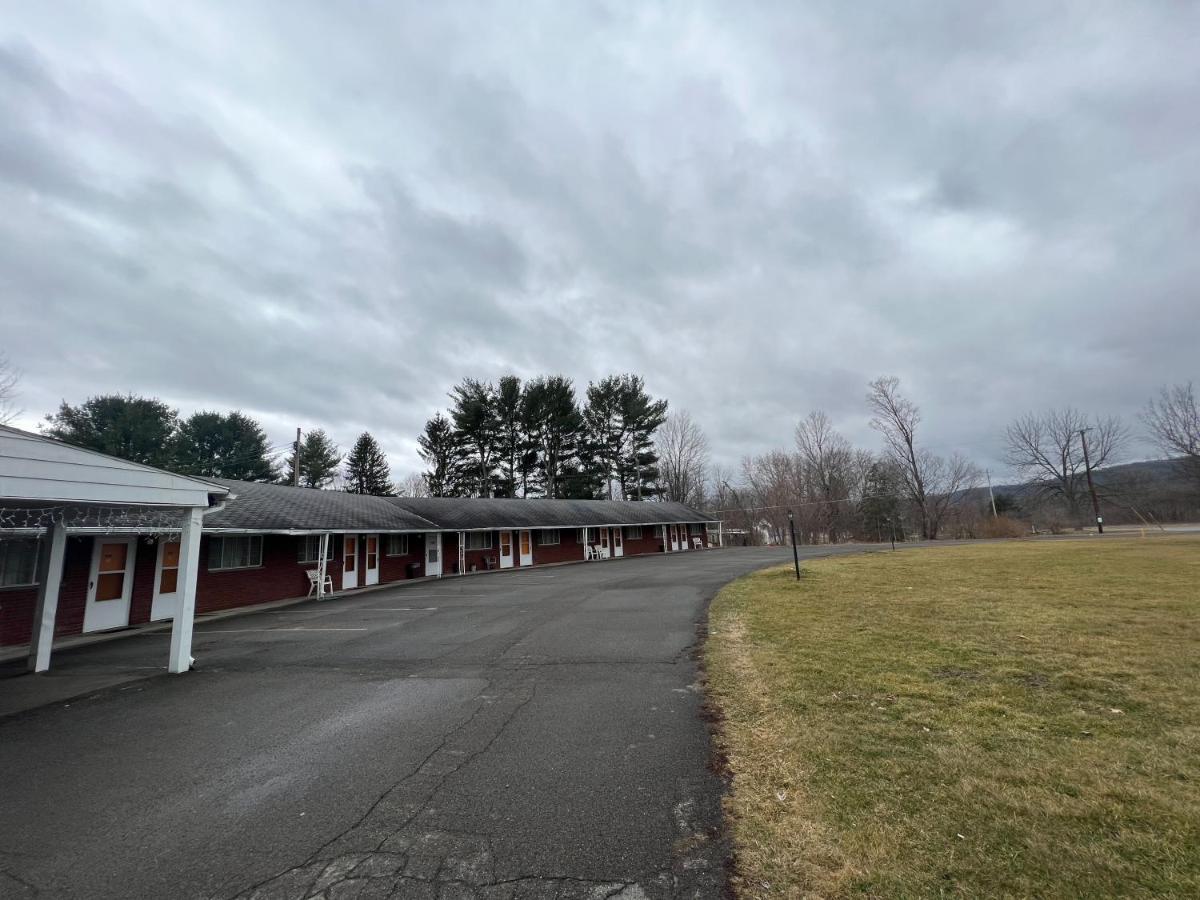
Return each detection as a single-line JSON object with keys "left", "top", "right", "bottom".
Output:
{"left": 625, "top": 525, "right": 642, "bottom": 540}
{"left": 0, "top": 538, "right": 40, "bottom": 588}
{"left": 296, "top": 535, "right": 334, "bottom": 564}
{"left": 386, "top": 534, "right": 410, "bottom": 556}
{"left": 464, "top": 531, "right": 492, "bottom": 551}
{"left": 208, "top": 535, "right": 263, "bottom": 571}
{"left": 690, "top": 523, "right": 702, "bottom": 535}
{"left": 537, "top": 529, "right": 560, "bottom": 546}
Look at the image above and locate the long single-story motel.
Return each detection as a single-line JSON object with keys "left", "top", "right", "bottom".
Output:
{"left": 0, "top": 425, "right": 721, "bottom": 671}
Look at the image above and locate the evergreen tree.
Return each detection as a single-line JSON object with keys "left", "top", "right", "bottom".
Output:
{"left": 494, "top": 375, "right": 523, "bottom": 497}
{"left": 418, "top": 413, "right": 462, "bottom": 497}
{"left": 43, "top": 394, "right": 178, "bottom": 468}
{"left": 617, "top": 375, "right": 667, "bottom": 500}
{"left": 344, "top": 431, "right": 393, "bottom": 495}
{"left": 285, "top": 428, "right": 342, "bottom": 488}
{"left": 449, "top": 378, "right": 500, "bottom": 497}
{"left": 175, "top": 410, "right": 278, "bottom": 482}
{"left": 858, "top": 458, "right": 905, "bottom": 541}
{"left": 523, "top": 376, "right": 583, "bottom": 499}
{"left": 582, "top": 376, "right": 624, "bottom": 499}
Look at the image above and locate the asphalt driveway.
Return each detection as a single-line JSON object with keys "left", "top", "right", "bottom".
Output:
{"left": 0, "top": 545, "right": 871, "bottom": 900}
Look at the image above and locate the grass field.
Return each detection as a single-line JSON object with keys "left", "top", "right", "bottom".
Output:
{"left": 705, "top": 537, "right": 1200, "bottom": 898}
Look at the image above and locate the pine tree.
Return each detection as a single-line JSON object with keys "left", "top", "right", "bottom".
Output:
{"left": 449, "top": 378, "right": 500, "bottom": 497}
{"left": 284, "top": 429, "right": 342, "bottom": 488}
{"left": 618, "top": 375, "right": 668, "bottom": 500}
{"left": 583, "top": 377, "right": 624, "bottom": 499}
{"left": 494, "top": 375, "right": 523, "bottom": 497}
{"left": 418, "top": 413, "right": 463, "bottom": 497}
{"left": 344, "top": 432, "right": 393, "bottom": 495}
{"left": 522, "top": 376, "right": 582, "bottom": 499}
{"left": 175, "top": 410, "right": 278, "bottom": 482}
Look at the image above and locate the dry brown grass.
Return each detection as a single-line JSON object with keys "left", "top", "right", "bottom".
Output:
{"left": 705, "top": 537, "right": 1200, "bottom": 899}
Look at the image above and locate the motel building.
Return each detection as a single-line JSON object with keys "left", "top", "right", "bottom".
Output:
{"left": 0, "top": 425, "right": 721, "bottom": 672}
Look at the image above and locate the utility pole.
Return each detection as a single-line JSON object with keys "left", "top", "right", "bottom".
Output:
{"left": 1079, "top": 428, "right": 1103, "bottom": 534}
{"left": 293, "top": 427, "right": 301, "bottom": 487}
{"left": 787, "top": 509, "right": 801, "bottom": 580}
{"left": 986, "top": 469, "right": 998, "bottom": 518}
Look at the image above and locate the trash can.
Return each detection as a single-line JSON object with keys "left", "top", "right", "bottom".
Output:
{"left": 406, "top": 562, "right": 422, "bottom": 579}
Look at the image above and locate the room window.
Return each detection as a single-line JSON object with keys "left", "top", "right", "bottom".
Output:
{"left": 625, "top": 526, "right": 642, "bottom": 540}
{"left": 689, "top": 523, "right": 702, "bottom": 535}
{"left": 208, "top": 536, "right": 263, "bottom": 571}
{"left": 0, "top": 538, "right": 40, "bottom": 588}
{"left": 464, "top": 531, "right": 492, "bottom": 551}
{"left": 386, "top": 534, "right": 410, "bottom": 556}
{"left": 296, "top": 535, "right": 334, "bottom": 564}
{"left": 538, "top": 529, "right": 560, "bottom": 546}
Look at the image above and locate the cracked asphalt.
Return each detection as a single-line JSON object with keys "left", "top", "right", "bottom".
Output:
{"left": 0, "top": 545, "right": 871, "bottom": 900}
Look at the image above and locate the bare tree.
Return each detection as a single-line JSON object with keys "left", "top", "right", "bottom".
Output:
{"left": 867, "top": 376, "right": 980, "bottom": 539}
{"left": 0, "top": 352, "right": 20, "bottom": 425}
{"left": 395, "top": 471, "right": 430, "bottom": 498}
{"left": 1143, "top": 382, "right": 1200, "bottom": 489}
{"left": 794, "top": 410, "right": 855, "bottom": 542}
{"left": 1004, "top": 407, "right": 1128, "bottom": 520}
{"left": 657, "top": 410, "right": 710, "bottom": 506}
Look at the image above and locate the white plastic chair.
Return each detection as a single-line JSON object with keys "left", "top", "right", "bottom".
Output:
{"left": 306, "top": 569, "right": 333, "bottom": 597}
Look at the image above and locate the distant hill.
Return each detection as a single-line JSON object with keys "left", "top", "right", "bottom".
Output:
{"left": 973, "top": 458, "right": 1198, "bottom": 525}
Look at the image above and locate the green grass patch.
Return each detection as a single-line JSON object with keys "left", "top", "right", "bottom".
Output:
{"left": 705, "top": 537, "right": 1200, "bottom": 898}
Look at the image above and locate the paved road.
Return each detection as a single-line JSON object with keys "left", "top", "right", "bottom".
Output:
{"left": 0, "top": 546, "right": 873, "bottom": 900}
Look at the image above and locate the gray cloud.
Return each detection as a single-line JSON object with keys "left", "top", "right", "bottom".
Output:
{"left": 1, "top": 1, "right": 1197, "bottom": 481}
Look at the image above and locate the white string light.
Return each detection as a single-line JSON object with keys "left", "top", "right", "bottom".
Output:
{"left": 0, "top": 504, "right": 188, "bottom": 537}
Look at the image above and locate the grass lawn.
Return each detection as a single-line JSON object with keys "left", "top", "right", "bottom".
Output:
{"left": 705, "top": 537, "right": 1200, "bottom": 898}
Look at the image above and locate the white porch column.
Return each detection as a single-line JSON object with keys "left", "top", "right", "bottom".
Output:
{"left": 317, "top": 532, "right": 330, "bottom": 598}
{"left": 28, "top": 522, "right": 68, "bottom": 673}
{"left": 168, "top": 506, "right": 204, "bottom": 674}
{"left": 458, "top": 531, "right": 466, "bottom": 575}
{"left": 718, "top": 522, "right": 724, "bottom": 548}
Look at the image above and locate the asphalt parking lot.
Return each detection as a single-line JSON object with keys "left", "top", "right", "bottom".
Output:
{"left": 0, "top": 545, "right": 873, "bottom": 900}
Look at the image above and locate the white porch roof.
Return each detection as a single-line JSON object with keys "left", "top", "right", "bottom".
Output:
{"left": 0, "top": 424, "right": 227, "bottom": 508}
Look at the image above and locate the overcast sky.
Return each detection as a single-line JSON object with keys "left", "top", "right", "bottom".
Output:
{"left": 2, "top": 1, "right": 1197, "bottom": 483}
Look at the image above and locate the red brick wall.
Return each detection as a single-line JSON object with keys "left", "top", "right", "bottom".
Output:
{"left": 620, "top": 525, "right": 667, "bottom": 557}
{"left": 380, "top": 533, "right": 426, "bottom": 582}
{"left": 442, "top": 531, "right": 503, "bottom": 574}
{"left": 530, "top": 528, "right": 584, "bottom": 565}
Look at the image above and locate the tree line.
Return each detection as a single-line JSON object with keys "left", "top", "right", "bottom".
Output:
{"left": 417, "top": 374, "right": 668, "bottom": 499}
{"left": 39, "top": 394, "right": 397, "bottom": 495}
{"left": 720, "top": 375, "right": 1200, "bottom": 545}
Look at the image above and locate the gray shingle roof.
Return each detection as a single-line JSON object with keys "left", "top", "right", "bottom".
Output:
{"left": 390, "top": 496, "right": 717, "bottom": 530}
{"left": 203, "top": 480, "right": 716, "bottom": 533}
{"left": 204, "top": 480, "right": 440, "bottom": 532}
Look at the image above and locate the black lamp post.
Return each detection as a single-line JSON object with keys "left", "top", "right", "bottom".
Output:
{"left": 788, "top": 510, "right": 801, "bottom": 580}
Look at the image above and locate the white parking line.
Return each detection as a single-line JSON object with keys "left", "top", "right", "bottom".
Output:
{"left": 198, "top": 627, "right": 369, "bottom": 634}
{"left": 363, "top": 607, "right": 438, "bottom": 611}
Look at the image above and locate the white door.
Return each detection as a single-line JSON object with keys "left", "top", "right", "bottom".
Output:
{"left": 518, "top": 530, "right": 533, "bottom": 566}
{"left": 83, "top": 537, "right": 136, "bottom": 633}
{"left": 151, "top": 539, "right": 181, "bottom": 621}
{"left": 671, "top": 525, "right": 681, "bottom": 551}
{"left": 364, "top": 534, "right": 380, "bottom": 586}
{"left": 499, "top": 530, "right": 514, "bottom": 568}
{"left": 426, "top": 532, "right": 443, "bottom": 577}
{"left": 342, "top": 535, "right": 359, "bottom": 590}
{"left": 613, "top": 527, "right": 624, "bottom": 557}
{"left": 599, "top": 527, "right": 610, "bottom": 558}
{"left": 680, "top": 526, "right": 689, "bottom": 551}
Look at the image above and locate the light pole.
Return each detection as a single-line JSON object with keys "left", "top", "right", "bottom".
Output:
{"left": 788, "top": 510, "right": 801, "bottom": 580}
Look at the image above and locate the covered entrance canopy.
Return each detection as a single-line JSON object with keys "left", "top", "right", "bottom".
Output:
{"left": 0, "top": 425, "right": 228, "bottom": 674}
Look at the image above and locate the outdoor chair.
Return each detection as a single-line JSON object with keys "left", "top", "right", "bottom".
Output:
{"left": 306, "top": 569, "right": 333, "bottom": 597}
{"left": 692, "top": 537, "right": 703, "bottom": 549}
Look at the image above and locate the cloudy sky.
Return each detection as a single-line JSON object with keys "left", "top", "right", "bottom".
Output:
{"left": 2, "top": 1, "right": 1197, "bottom": 482}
